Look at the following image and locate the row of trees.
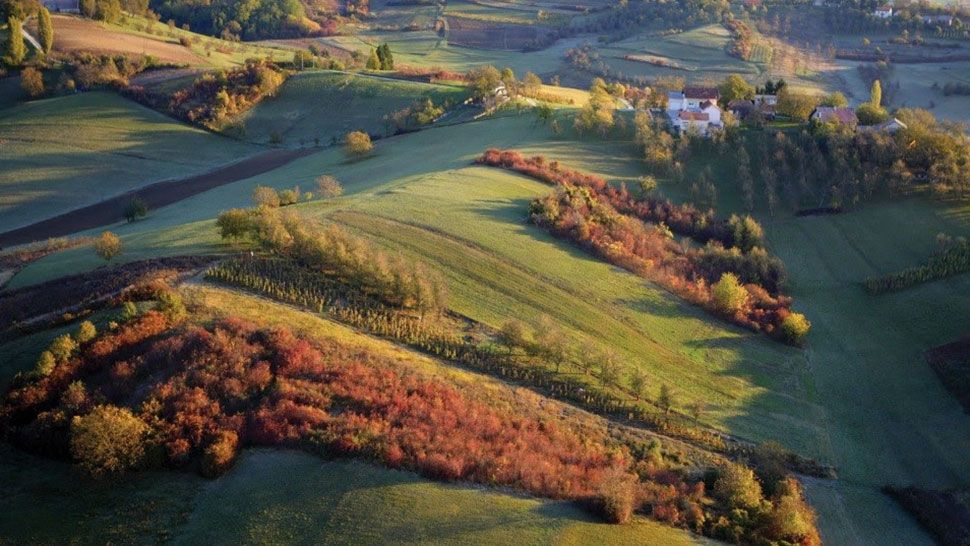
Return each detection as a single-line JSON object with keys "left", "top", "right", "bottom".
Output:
{"left": 216, "top": 206, "right": 448, "bottom": 314}
{"left": 864, "top": 236, "right": 970, "bottom": 294}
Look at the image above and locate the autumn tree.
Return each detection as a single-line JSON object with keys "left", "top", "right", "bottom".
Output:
{"left": 820, "top": 91, "right": 848, "bottom": 107}
{"left": 780, "top": 312, "right": 811, "bottom": 346}
{"left": 719, "top": 74, "right": 755, "bottom": 105}
{"left": 50, "top": 333, "right": 79, "bottom": 363}
{"left": 776, "top": 88, "right": 818, "bottom": 121}
{"left": 94, "top": 231, "right": 122, "bottom": 263}
{"left": 497, "top": 319, "right": 529, "bottom": 356}
{"left": 35, "top": 351, "right": 56, "bottom": 376}
{"left": 593, "top": 470, "right": 637, "bottom": 524}
{"left": 344, "top": 130, "right": 373, "bottom": 158}
{"left": 574, "top": 78, "right": 615, "bottom": 136}
{"left": 596, "top": 349, "right": 622, "bottom": 388}
{"left": 467, "top": 65, "right": 501, "bottom": 99}
{"left": 70, "top": 405, "right": 150, "bottom": 477}
{"left": 316, "top": 175, "right": 343, "bottom": 198}
{"left": 522, "top": 71, "right": 542, "bottom": 96}
{"left": 713, "top": 272, "right": 749, "bottom": 315}
{"left": 714, "top": 462, "right": 765, "bottom": 512}
{"left": 870, "top": 79, "right": 882, "bottom": 108}
{"left": 728, "top": 214, "right": 764, "bottom": 252}
{"left": 629, "top": 369, "right": 648, "bottom": 401}
{"left": 252, "top": 185, "right": 281, "bottom": 208}
{"left": 20, "top": 66, "right": 44, "bottom": 98}
{"left": 75, "top": 321, "right": 97, "bottom": 344}
{"left": 38, "top": 7, "right": 53, "bottom": 54}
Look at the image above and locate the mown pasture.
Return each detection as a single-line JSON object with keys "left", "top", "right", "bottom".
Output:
{"left": 0, "top": 91, "right": 261, "bottom": 233}
{"left": 227, "top": 70, "right": 471, "bottom": 145}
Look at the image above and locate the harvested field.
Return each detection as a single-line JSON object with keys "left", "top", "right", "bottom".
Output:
{"left": 926, "top": 336, "right": 970, "bottom": 413}
{"left": 445, "top": 16, "right": 556, "bottom": 50}
{"left": 42, "top": 15, "right": 206, "bottom": 65}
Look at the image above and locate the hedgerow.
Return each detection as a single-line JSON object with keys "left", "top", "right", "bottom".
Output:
{"left": 864, "top": 240, "right": 970, "bottom": 294}
{"left": 476, "top": 149, "right": 806, "bottom": 343}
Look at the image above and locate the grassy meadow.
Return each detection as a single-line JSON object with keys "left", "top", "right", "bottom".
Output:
{"left": 0, "top": 91, "right": 261, "bottom": 232}
{"left": 227, "top": 70, "right": 471, "bottom": 145}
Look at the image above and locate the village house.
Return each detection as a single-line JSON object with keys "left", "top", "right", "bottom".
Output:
{"left": 874, "top": 5, "right": 893, "bottom": 18}
{"left": 667, "top": 87, "right": 722, "bottom": 136}
{"left": 811, "top": 106, "right": 859, "bottom": 128}
{"left": 858, "top": 117, "right": 908, "bottom": 134}
{"left": 922, "top": 14, "right": 955, "bottom": 26}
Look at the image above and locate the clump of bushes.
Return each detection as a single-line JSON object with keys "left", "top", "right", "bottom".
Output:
{"left": 125, "top": 60, "right": 286, "bottom": 130}
{"left": 0, "top": 313, "right": 822, "bottom": 545}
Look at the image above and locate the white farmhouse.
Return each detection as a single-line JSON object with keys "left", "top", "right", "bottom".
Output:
{"left": 666, "top": 87, "right": 722, "bottom": 136}
{"left": 874, "top": 5, "right": 893, "bottom": 18}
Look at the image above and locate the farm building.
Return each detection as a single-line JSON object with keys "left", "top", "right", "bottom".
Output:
{"left": 873, "top": 5, "right": 893, "bottom": 18}
{"left": 859, "top": 117, "right": 908, "bottom": 133}
{"left": 668, "top": 89, "right": 722, "bottom": 135}
{"left": 43, "top": 0, "right": 80, "bottom": 12}
{"left": 811, "top": 107, "right": 859, "bottom": 127}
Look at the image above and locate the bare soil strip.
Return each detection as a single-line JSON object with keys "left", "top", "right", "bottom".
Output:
{"left": 0, "top": 148, "right": 317, "bottom": 249}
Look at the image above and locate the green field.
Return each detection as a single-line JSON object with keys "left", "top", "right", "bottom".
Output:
{"left": 0, "top": 91, "right": 261, "bottom": 232}
{"left": 0, "top": 446, "right": 713, "bottom": 545}
{"left": 323, "top": 31, "right": 583, "bottom": 75}
{"left": 228, "top": 71, "right": 471, "bottom": 145}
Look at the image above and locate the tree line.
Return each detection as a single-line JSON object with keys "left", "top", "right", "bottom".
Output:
{"left": 476, "top": 149, "right": 809, "bottom": 345}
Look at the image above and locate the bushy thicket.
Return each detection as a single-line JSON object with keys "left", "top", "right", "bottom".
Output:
{"left": 125, "top": 60, "right": 286, "bottom": 129}
{"left": 0, "top": 313, "right": 820, "bottom": 544}
{"left": 476, "top": 150, "right": 804, "bottom": 343}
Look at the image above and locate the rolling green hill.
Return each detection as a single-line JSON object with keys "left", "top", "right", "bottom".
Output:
{"left": 226, "top": 71, "right": 471, "bottom": 146}
{"left": 0, "top": 91, "right": 261, "bottom": 233}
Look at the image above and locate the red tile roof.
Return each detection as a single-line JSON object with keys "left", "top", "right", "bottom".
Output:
{"left": 683, "top": 87, "right": 719, "bottom": 100}
{"left": 679, "top": 111, "right": 710, "bottom": 121}
{"left": 813, "top": 107, "right": 858, "bottom": 125}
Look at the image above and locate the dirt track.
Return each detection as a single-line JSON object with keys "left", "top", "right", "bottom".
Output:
{"left": 0, "top": 148, "right": 316, "bottom": 249}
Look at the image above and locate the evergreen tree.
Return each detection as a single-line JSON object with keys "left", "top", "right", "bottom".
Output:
{"left": 375, "top": 44, "right": 386, "bottom": 69}
{"left": 379, "top": 43, "right": 393, "bottom": 70}
{"left": 4, "top": 17, "right": 26, "bottom": 66}
{"left": 38, "top": 7, "right": 53, "bottom": 54}
{"left": 870, "top": 79, "right": 882, "bottom": 108}
{"left": 366, "top": 48, "right": 380, "bottom": 70}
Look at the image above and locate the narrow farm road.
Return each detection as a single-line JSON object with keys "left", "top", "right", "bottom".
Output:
{"left": 0, "top": 147, "right": 316, "bottom": 248}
